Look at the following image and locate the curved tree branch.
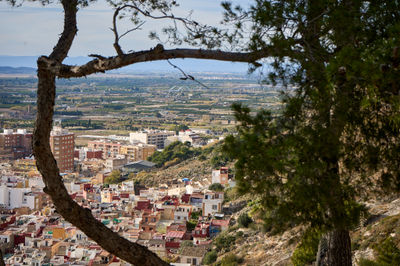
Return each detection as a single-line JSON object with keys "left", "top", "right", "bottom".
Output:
{"left": 49, "top": 0, "right": 78, "bottom": 62}
{"left": 34, "top": 1, "right": 168, "bottom": 265}
{"left": 38, "top": 46, "right": 271, "bottom": 78}
{"left": 112, "top": 5, "right": 124, "bottom": 56}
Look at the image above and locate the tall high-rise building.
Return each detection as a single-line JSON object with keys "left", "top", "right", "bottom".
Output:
{"left": 50, "top": 126, "right": 75, "bottom": 172}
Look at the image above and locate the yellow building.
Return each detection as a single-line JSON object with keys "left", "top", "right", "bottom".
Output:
{"left": 120, "top": 143, "right": 156, "bottom": 162}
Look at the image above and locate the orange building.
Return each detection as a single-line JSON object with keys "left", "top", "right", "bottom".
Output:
{"left": 50, "top": 126, "right": 75, "bottom": 172}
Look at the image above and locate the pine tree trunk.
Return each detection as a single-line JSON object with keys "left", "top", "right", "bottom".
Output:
{"left": 316, "top": 229, "right": 352, "bottom": 266}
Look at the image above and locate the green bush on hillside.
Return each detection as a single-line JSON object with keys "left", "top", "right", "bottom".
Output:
{"left": 359, "top": 237, "right": 400, "bottom": 266}
{"left": 209, "top": 183, "right": 224, "bottom": 192}
{"left": 215, "top": 233, "right": 236, "bottom": 252}
{"left": 291, "top": 228, "right": 321, "bottom": 266}
{"left": 148, "top": 141, "right": 201, "bottom": 167}
{"left": 237, "top": 213, "right": 253, "bottom": 228}
{"left": 215, "top": 253, "right": 243, "bottom": 266}
{"left": 203, "top": 250, "right": 218, "bottom": 265}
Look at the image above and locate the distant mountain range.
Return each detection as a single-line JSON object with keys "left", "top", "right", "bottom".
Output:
{"left": 0, "top": 66, "right": 36, "bottom": 74}
{"left": 0, "top": 55, "right": 253, "bottom": 74}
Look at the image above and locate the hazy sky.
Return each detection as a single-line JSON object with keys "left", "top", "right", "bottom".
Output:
{"left": 0, "top": 0, "right": 248, "bottom": 57}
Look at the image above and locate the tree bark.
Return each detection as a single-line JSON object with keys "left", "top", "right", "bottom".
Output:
{"left": 327, "top": 229, "right": 352, "bottom": 266}
{"left": 316, "top": 229, "right": 352, "bottom": 266}
{"left": 34, "top": 66, "right": 169, "bottom": 266}
{"left": 0, "top": 249, "right": 5, "bottom": 266}
{"left": 38, "top": 47, "right": 274, "bottom": 78}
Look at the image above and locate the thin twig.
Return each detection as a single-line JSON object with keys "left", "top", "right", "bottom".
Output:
{"left": 111, "top": 4, "right": 202, "bottom": 56}
{"left": 118, "top": 22, "right": 145, "bottom": 40}
{"left": 167, "top": 59, "right": 211, "bottom": 89}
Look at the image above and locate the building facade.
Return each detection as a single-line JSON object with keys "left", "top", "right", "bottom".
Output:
{"left": 120, "top": 143, "right": 156, "bottom": 162}
{"left": 87, "top": 140, "right": 121, "bottom": 159}
{"left": 211, "top": 167, "right": 229, "bottom": 185}
{"left": 50, "top": 127, "right": 75, "bottom": 172}
{"left": 0, "top": 129, "right": 32, "bottom": 159}
{"left": 129, "top": 130, "right": 174, "bottom": 149}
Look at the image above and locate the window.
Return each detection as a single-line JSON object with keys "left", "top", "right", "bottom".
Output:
{"left": 212, "top": 205, "right": 218, "bottom": 210}
{"left": 187, "top": 258, "right": 191, "bottom": 263}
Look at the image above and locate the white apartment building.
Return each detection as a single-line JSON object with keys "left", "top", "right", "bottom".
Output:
{"left": 164, "top": 130, "right": 204, "bottom": 147}
{"left": 104, "top": 156, "right": 127, "bottom": 171}
{"left": 202, "top": 191, "right": 224, "bottom": 217}
{"left": 174, "top": 204, "right": 193, "bottom": 223}
{"left": 0, "top": 186, "right": 37, "bottom": 210}
{"left": 129, "top": 130, "right": 174, "bottom": 149}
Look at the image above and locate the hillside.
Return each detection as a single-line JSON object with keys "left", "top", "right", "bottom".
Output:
{"left": 137, "top": 156, "right": 214, "bottom": 187}
{"left": 136, "top": 153, "right": 400, "bottom": 265}
{"left": 209, "top": 196, "right": 400, "bottom": 266}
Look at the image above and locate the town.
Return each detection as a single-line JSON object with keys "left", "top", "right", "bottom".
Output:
{"left": 0, "top": 125, "right": 237, "bottom": 265}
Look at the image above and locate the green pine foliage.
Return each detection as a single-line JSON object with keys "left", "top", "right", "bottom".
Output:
{"left": 222, "top": 1, "right": 400, "bottom": 263}
{"left": 375, "top": 237, "right": 400, "bottom": 265}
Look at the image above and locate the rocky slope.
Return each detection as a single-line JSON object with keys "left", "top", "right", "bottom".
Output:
{"left": 212, "top": 196, "right": 400, "bottom": 266}
{"left": 137, "top": 156, "right": 214, "bottom": 187}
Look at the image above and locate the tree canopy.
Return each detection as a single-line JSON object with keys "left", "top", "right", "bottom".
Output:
{"left": 223, "top": 1, "right": 400, "bottom": 265}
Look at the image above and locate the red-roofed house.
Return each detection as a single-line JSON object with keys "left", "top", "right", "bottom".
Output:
{"left": 210, "top": 219, "right": 230, "bottom": 237}
{"left": 165, "top": 230, "right": 185, "bottom": 253}
{"left": 135, "top": 199, "right": 151, "bottom": 211}
{"left": 192, "top": 222, "right": 210, "bottom": 245}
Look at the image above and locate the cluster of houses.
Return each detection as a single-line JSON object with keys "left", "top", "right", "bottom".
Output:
{"left": 0, "top": 165, "right": 235, "bottom": 265}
